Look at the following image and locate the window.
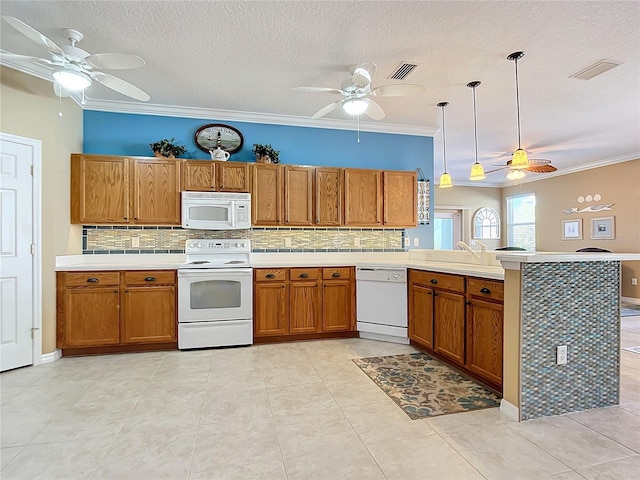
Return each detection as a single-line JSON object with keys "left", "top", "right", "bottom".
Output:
{"left": 434, "top": 210, "right": 461, "bottom": 250}
{"left": 506, "top": 194, "right": 536, "bottom": 250}
{"left": 473, "top": 207, "right": 500, "bottom": 239}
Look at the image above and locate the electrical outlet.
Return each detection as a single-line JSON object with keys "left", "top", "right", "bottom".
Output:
{"left": 404, "top": 237, "right": 410, "bottom": 247}
{"left": 557, "top": 345, "right": 568, "bottom": 365}
{"left": 284, "top": 237, "right": 292, "bottom": 247}
{"left": 632, "top": 278, "right": 638, "bottom": 286}
{"left": 413, "top": 237, "right": 419, "bottom": 247}
{"left": 354, "top": 237, "right": 361, "bottom": 247}
{"left": 131, "top": 236, "right": 140, "bottom": 248}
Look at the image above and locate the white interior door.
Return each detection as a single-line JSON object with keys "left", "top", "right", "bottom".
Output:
{"left": 0, "top": 134, "right": 36, "bottom": 371}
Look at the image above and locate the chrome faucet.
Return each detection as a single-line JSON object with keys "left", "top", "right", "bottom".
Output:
{"left": 457, "top": 241, "right": 481, "bottom": 258}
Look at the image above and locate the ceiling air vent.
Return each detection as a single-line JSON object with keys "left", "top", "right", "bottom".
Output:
{"left": 570, "top": 60, "right": 621, "bottom": 80}
{"left": 388, "top": 62, "right": 420, "bottom": 80}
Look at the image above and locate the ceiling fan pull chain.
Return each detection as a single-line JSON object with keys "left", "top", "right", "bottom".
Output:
{"left": 357, "top": 115, "right": 360, "bottom": 143}
{"left": 58, "top": 93, "right": 63, "bottom": 117}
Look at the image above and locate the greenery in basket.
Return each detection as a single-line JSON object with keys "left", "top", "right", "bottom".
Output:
{"left": 252, "top": 143, "right": 280, "bottom": 163}
{"left": 149, "top": 138, "right": 187, "bottom": 157}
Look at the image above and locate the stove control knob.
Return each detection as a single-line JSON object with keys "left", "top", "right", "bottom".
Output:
{"left": 196, "top": 243, "right": 202, "bottom": 248}
{"left": 188, "top": 242, "right": 196, "bottom": 249}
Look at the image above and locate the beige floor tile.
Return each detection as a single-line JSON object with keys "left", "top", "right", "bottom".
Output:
{"left": 424, "top": 406, "right": 510, "bottom": 432}
{"left": 0, "top": 411, "right": 52, "bottom": 447}
{"left": 0, "top": 384, "right": 88, "bottom": 414}
{"left": 576, "top": 454, "right": 640, "bottom": 479}
{"left": 437, "top": 423, "right": 571, "bottom": 479}
{"left": 507, "top": 415, "right": 636, "bottom": 469}
{"left": 191, "top": 420, "right": 282, "bottom": 473}
{"left": 324, "top": 375, "right": 393, "bottom": 408}
{"left": 0, "top": 387, "right": 23, "bottom": 405}
{"left": 200, "top": 386, "right": 272, "bottom": 425}
{"left": 0, "top": 440, "right": 112, "bottom": 480}
{"left": 274, "top": 410, "right": 362, "bottom": 459}
{"left": 284, "top": 442, "right": 385, "bottom": 480}
{"left": 542, "top": 472, "right": 589, "bottom": 480}
{"left": 31, "top": 414, "right": 125, "bottom": 445}
{"left": 189, "top": 459, "right": 287, "bottom": 480}
{"left": 0, "top": 446, "right": 23, "bottom": 470}
{"left": 366, "top": 432, "right": 484, "bottom": 480}
{"left": 268, "top": 381, "right": 341, "bottom": 418}
{"left": 263, "top": 362, "right": 323, "bottom": 388}
{"left": 568, "top": 406, "right": 640, "bottom": 452}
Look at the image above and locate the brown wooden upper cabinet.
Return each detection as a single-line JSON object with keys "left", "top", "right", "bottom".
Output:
{"left": 315, "top": 167, "right": 343, "bottom": 226}
{"left": 71, "top": 154, "right": 180, "bottom": 225}
{"left": 344, "top": 168, "right": 382, "bottom": 226}
{"left": 182, "top": 160, "right": 250, "bottom": 193}
{"left": 383, "top": 170, "right": 417, "bottom": 227}
{"left": 251, "top": 164, "right": 282, "bottom": 225}
{"left": 284, "top": 166, "right": 314, "bottom": 226}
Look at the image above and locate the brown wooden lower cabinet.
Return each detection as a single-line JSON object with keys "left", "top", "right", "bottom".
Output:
{"left": 57, "top": 270, "right": 177, "bottom": 355}
{"left": 254, "top": 266, "right": 355, "bottom": 342}
{"left": 408, "top": 269, "right": 504, "bottom": 392}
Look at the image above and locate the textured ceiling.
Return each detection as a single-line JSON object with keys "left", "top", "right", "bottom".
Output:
{"left": 1, "top": 1, "right": 638, "bottom": 186}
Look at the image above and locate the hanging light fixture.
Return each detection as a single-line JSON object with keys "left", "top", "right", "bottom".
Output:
{"left": 52, "top": 69, "right": 92, "bottom": 91}
{"left": 342, "top": 97, "right": 369, "bottom": 116}
{"left": 437, "top": 101, "right": 453, "bottom": 188}
{"left": 507, "top": 51, "right": 529, "bottom": 169}
{"left": 506, "top": 169, "right": 526, "bottom": 180}
{"left": 467, "top": 81, "right": 485, "bottom": 180}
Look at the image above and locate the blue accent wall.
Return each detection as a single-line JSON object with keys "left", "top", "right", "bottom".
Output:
{"left": 83, "top": 110, "right": 434, "bottom": 247}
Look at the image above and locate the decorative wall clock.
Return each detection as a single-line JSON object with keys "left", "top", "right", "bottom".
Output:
{"left": 194, "top": 124, "right": 244, "bottom": 154}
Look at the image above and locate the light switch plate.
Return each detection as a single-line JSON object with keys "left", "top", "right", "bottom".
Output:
{"left": 131, "top": 236, "right": 140, "bottom": 248}
{"left": 404, "top": 237, "right": 410, "bottom": 247}
{"left": 413, "top": 237, "right": 419, "bottom": 247}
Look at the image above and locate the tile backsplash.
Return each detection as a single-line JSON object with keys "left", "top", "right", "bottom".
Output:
{"left": 83, "top": 226, "right": 405, "bottom": 254}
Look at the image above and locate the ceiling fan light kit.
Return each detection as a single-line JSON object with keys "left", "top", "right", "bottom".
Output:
{"left": 507, "top": 51, "right": 530, "bottom": 170}
{"left": 437, "top": 101, "right": 453, "bottom": 189}
{"left": 506, "top": 169, "right": 526, "bottom": 180}
{"left": 467, "top": 81, "right": 486, "bottom": 181}
{"left": 343, "top": 98, "right": 369, "bottom": 116}
{"left": 52, "top": 69, "right": 91, "bottom": 91}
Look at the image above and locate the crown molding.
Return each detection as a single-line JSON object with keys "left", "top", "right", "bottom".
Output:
{"left": 84, "top": 99, "right": 439, "bottom": 137}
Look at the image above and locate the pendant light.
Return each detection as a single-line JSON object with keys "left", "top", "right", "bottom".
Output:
{"left": 507, "top": 51, "right": 529, "bottom": 169}
{"left": 437, "top": 102, "right": 453, "bottom": 188}
{"left": 467, "top": 81, "right": 485, "bottom": 180}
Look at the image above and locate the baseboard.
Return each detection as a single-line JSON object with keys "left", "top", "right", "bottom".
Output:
{"left": 622, "top": 296, "right": 640, "bottom": 306}
{"left": 39, "top": 349, "right": 62, "bottom": 364}
{"left": 500, "top": 399, "right": 520, "bottom": 422}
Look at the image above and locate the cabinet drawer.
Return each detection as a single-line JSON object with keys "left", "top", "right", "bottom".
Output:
{"left": 322, "top": 267, "right": 351, "bottom": 280}
{"left": 255, "top": 269, "right": 287, "bottom": 282}
{"left": 124, "top": 271, "right": 176, "bottom": 285}
{"left": 289, "top": 268, "right": 320, "bottom": 281}
{"left": 467, "top": 277, "right": 504, "bottom": 302}
{"left": 64, "top": 272, "right": 120, "bottom": 287}
{"left": 409, "top": 270, "right": 465, "bottom": 293}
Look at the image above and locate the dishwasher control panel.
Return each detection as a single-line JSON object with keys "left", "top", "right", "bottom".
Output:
{"left": 356, "top": 267, "right": 407, "bottom": 283}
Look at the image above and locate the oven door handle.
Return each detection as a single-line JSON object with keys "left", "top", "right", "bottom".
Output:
{"left": 178, "top": 268, "right": 253, "bottom": 278}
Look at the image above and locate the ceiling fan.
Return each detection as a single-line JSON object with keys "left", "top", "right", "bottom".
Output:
{"left": 485, "top": 158, "right": 558, "bottom": 179}
{"left": 1, "top": 15, "right": 150, "bottom": 101}
{"left": 292, "top": 62, "right": 426, "bottom": 120}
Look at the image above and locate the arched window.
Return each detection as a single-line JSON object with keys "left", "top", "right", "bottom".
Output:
{"left": 473, "top": 207, "right": 500, "bottom": 239}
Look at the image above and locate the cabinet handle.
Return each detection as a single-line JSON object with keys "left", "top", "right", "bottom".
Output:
{"left": 426, "top": 291, "right": 432, "bottom": 295}
{"left": 134, "top": 217, "right": 138, "bottom": 220}
{"left": 123, "top": 217, "right": 128, "bottom": 220}
{"left": 144, "top": 277, "right": 156, "bottom": 282}
{"left": 87, "top": 277, "right": 99, "bottom": 283}
{"left": 430, "top": 279, "right": 438, "bottom": 284}
{"left": 466, "top": 301, "right": 471, "bottom": 305}
{"left": 299, "top": 273, "right": 309, "bottom": 278}
{"left": 266, "top": 273, "right": 276, "bottom": 279}
{"left": 433, "top": 293, "right": 438, "bottom": 297}
{"left": 480, "top": 287, "right": 491, "bottom": 294}
{"left": 332, "top": 272, "right": 341, "bottom": 278}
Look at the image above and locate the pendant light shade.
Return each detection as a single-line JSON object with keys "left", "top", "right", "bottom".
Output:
{"left": 467, "top": 81, "right": 485, "bottom": 181}
{"left": 437, "top": 101, "right": 453, "bottom": 188}
{"left": 52, "top": 69, "right": 92, "bottom": 91}
{"left": 506, "top": 168, "right": 526, "bottom": 180}
{"left": 507, "top": 51, "right": 529, "bottom": 169}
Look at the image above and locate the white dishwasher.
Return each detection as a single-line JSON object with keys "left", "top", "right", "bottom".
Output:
{"left": 356, "top": 266, "right": 409, "bottom": 344}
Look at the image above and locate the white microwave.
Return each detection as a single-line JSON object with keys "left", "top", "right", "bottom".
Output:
{"left": 181, "top": 192, "right": 251, "bottom": 230}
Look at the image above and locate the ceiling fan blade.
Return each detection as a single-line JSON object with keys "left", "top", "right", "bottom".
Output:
{"left": 86, "top": 53, "right": 146, "bottom": 70}
{"left": 311, "top": 99, "right": 343, "bottom": 119}
{"left": 372, "top": 84, "right": 426, "bottom": 97}
{"left": 0, "top": 51, "right": 56, "bottom": 66}
{"left": 91, "top": 71, "right": 150, "bottom": 101}
{"left": 1, "top": 16, "right": 64, "bottom": 55}
{"left": 291, "top": 86, "right": 344, "bottom": 95}
{"left": 352, "top": 62, "right": 376, "bottom": 87}
{"left": 362, "top": 98, "right": 385, "bottom": 120}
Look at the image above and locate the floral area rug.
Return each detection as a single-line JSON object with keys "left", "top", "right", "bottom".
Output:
{"left": 353, "top": 352, "right": 501, "bottom": 419}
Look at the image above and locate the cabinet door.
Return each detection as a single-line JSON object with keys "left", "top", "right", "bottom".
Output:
{"left": 70, "top": 154, "right": 129, "bottom": 224}
{"left": 289, "top": 280, "right": 320, "bottom": 333}
{"left": 284, "top": 166, "right": 314, "bottom": 226}
{"left": 466, "top": 298, "right": 503, "bottom": 387}
{"left": 254, "top": 282, "right": 289, "bottom": 335}
{"left": 183, "top": 161, "right": 215, "bottom": 191}
{"left": 409, "top": 282, "right": 434, "bottom": 349}
{"left": 434, "top": 291, "right": 466, "bottom": 366}
{"left": 383, "top": 170, "right": 417, "bottom": 226}
{"left": 217, "top": 162, "right": 250, "bottom": 192}
{"left": 123, "top": 285, "right": 176, "bottom": 344}
{"left": 251, "top": 164, "right": 282, "bottom": 225}
{"left": 315, "top": 167, "right": 343, "bottom": 226}
{"left": 63, "top": 287, "right": 120, "bottom": 347}
{"left": 344, "top": 169, "right": 381, "bottom": 226}
{"left": 131, "top": 158, "right": 181, "bottom": 224}
{"left": 322, "top": 279, "right": 353, "bottom": 332}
